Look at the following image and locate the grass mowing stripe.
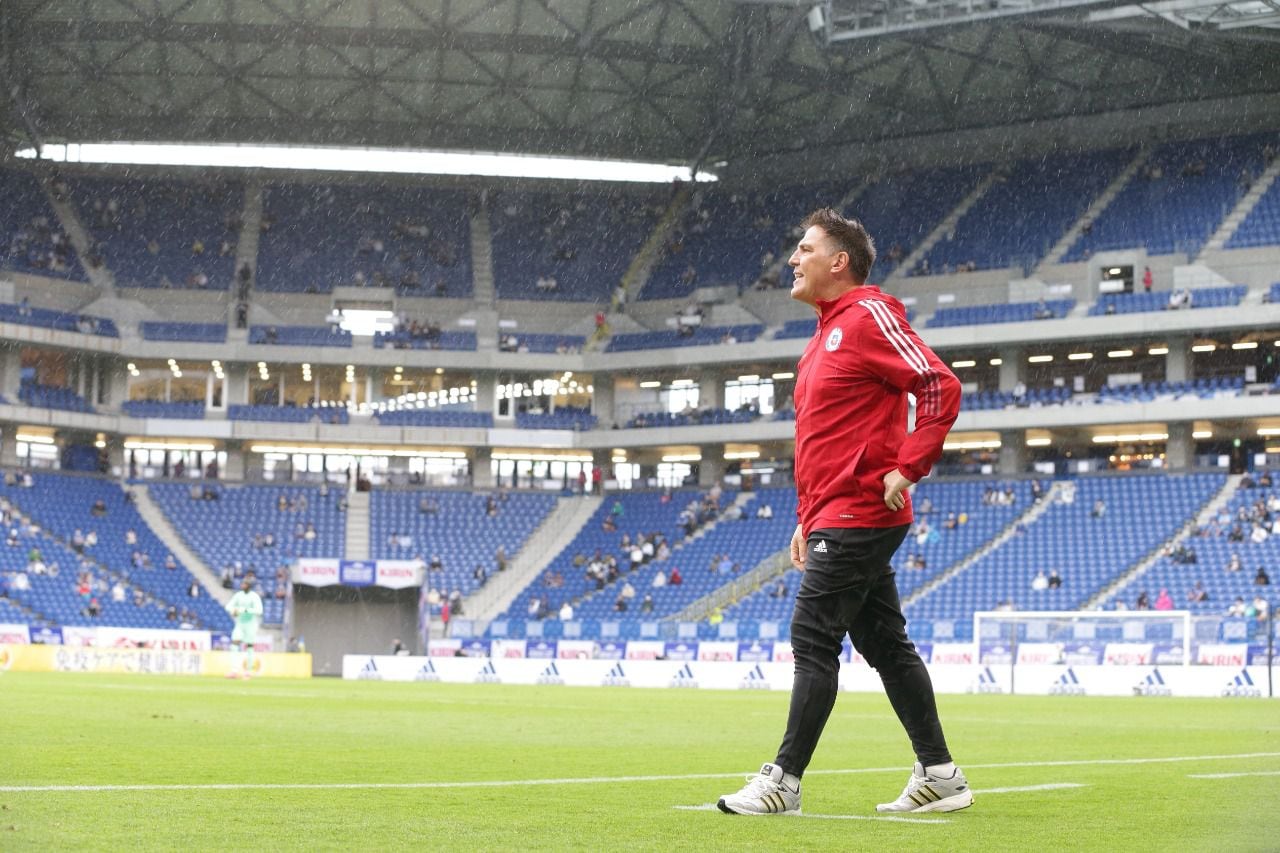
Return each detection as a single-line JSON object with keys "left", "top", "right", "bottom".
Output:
{"left": 1, "top": 755, "right": 1270, "bottom": 794}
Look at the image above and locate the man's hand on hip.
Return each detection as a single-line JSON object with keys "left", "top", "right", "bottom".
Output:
{"left": 790, "top": 524, "right": 806, "bottom": 571}
{"left": 883, "top": 469, "right": 913, "bottom": 512}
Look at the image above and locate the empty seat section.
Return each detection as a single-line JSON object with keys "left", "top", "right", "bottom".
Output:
{"left": 921, "top": 149, "right": 1131, "bottom": 274}
{"left": 256, "top": 183, "right": 472, "bottom": 295}
{"left": 646, "top": 184, "right": 845, "bottom": 300}
{"left": 489, "top": 188, "right": 664, "bottom": 302}
{"left": 151, "top": 482, "right": 347, "bottom": 625}
{"left": 907, "top": 474, "right": 1223, "bottom": 621}
{"left": 0, "top": 169, "right": 86, "bottom": 280}
{"left": 371, "top": 490, "right": 557, "bottom": 617}
{"left": 1064, "top": 134, "right": 1273, "bottom": 260}
{"left": 69, "top": 176, "right": 240, "bottom": 289}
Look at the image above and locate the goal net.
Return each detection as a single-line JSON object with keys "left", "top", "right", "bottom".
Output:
{"left": 972, "top": 610, "right": 1193, "bottom": 670}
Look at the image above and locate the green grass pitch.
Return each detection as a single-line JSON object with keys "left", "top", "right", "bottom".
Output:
{"left": 2, "top": 672, "right": 1278, "bottom": 851}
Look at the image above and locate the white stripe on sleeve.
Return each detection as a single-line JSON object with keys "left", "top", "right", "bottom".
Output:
{"left": 858, "top": 299, "right": 930, "bottom": 375}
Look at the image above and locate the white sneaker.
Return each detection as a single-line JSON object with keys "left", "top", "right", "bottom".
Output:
{"left": 717, "top": 763, "right": 802, "bottom": 815}
{"left": 876, "top": 762, "right": 973, "bottom": 813}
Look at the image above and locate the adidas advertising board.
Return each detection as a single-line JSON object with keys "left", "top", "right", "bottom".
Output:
{"left": 357, "top": 657, "right": 383, "bottom": 681}
{"left": 535, "top": 661, "right": 565, "bottom": 686}
{"left": 339, "top": 655, "right": 1273, "bottom": 697}
{"left": 1132, "top": 667, "right": 1172, "bottom": 696}
{"left": 969, "top": 665, "right": 1006, "bottom": 694}
{"left": 1222, "top": 668, "right": 1262, "bottom": 698}
{"left": 413, "top": 659, "right": 441, "bottom": 682}
{"left": 738, "top": 664, "right": 772, "bottom": 690}
{"left": 668, "top": 663, "right": 700, "bottom": 689}
{"left": 474, "top": 661, "right": 502, "bottom": 684}
{"left": 601, "top": 662, "right": 631, "bottom": 687}
{"left": 1047, "top": 667, "right": 1087, "bottom": 696}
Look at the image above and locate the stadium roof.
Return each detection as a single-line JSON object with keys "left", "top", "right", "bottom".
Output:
{"left": 3, "top": 0, "right": 1280, "bottom": 180}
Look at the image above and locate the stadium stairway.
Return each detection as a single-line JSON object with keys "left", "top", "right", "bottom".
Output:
{"left": 670, "top": 544, "right": 793, "bottom": 623}
{"left": 345, "top": 491, "right": 371, "bottom": 561}
{"left": 1041, "top": 147, "right": 1149, "bottom": 269}
{"left": 1200, "top": 157, "right": 1280, "bottom": 255}
{"left": 1084, "top": 474, "right": 1242, "bottom": 610}
{"left": 618, "top": 187, "right": 690, "bottom": 309}
{"left": 470, "top": 207, "right": 495, "bottom": 304}
{"left": 463, "top": 495, "right": 603, "bottom": 628}
{"left": 886, "top": 170, "right": 997, "bottom": 286}
{"left": 568, "top": 491, "right": 755, "bottom": 615}
{"left": 133, "top": 484, "right": 231, "bottom": 606}
{"left": 39, "top": 174, "right": 117, "bottom": 295}
{"left": 232, "top": 183, "right": 263, "bottom": 300}
{"left": 903, "top": 481, "right": 1067, "bottom": 610}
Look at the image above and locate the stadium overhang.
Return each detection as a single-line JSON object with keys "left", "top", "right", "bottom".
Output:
{"left": 814, "top": 0, "right": 1280, "bottom": 40}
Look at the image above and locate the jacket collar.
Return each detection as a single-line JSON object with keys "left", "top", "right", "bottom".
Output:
{"left": 816, "top": 284, "right": 880, "bottom": 324}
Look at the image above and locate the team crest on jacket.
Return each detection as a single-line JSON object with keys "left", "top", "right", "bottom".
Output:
{"left": 824, "top": 327, "right": 843, "bottom": 351}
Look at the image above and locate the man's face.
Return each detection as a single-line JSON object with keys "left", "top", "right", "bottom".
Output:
{"left": 789, "top": 226, "right": 841, "bottom": 308}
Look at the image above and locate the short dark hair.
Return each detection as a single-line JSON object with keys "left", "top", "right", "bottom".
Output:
{"left": 800, "top": 208, "right": 876, "bottom": 283}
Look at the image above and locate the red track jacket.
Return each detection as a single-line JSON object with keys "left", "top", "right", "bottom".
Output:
{"left": 794, "top": 285, "right": 961, "bottom": 534}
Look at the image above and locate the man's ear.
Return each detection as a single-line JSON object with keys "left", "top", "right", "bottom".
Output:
{"left": 830, "top": 251, "right": 851, "bottom": 275}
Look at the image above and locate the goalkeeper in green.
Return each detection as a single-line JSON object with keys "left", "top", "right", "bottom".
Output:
{"left": 225, "top": 577, "right": 264, "bottom": 678}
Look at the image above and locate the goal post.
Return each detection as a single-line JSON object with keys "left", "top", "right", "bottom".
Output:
{"left": 972, "top": 610, "right": 1193, "bottom": 674}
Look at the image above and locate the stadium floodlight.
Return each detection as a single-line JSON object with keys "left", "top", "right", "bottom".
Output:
{"left": 15, "top": 142, "right": 718, "bottom": 184}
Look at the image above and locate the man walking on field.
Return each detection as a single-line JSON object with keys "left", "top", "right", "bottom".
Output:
{"left": 225, "top": 577, "right": 264, "bottom": 678}
{"left": 718, "top": 208, "right": 972, "bottom": 816}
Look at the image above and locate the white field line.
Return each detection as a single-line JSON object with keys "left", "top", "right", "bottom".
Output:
{"left": 1187, "top": 770, "right": 1280, "bottom": 779}
{"left": 977, "top": 783, "right": 1085, "bottom": 794}
{"left": 2, "top": 753, "right": 1275, "bottom": 794}
{"left": 672, "top": 804, "right": 948, "bottom": 824}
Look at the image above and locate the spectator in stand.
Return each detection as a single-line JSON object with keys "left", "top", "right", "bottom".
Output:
{"left": 1255, "top": 566, "right": 1271, "bottom": 586}
{"left": 1186, "top": 581, "right": 1208, "bottom": 603}
{"left": 1142, "top": 266, "right": 1153, "bottom": 293}
{"left": 1135, "top": 590, "right": 1151, "bottom": 610}
{"left": 1031, "top": 570, "right": 1049, "bottom": 591}
{"left": 558, "top": 600, "right": 574, "bottom": 621}
{"left": 669, "top": 567, "right": 683, "bottom": 586}
{"left": 1047, "top": 569, "right": 1063, "bottom": 590}
{"left": 1226, "top": 596, "right": 1247, "bottom": 617}
{"left": 1091, "top": 499, "right": 1106, "bottom": 519}
{"left": 1154, "top": 588, "right": 1174, "bottom": 610}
